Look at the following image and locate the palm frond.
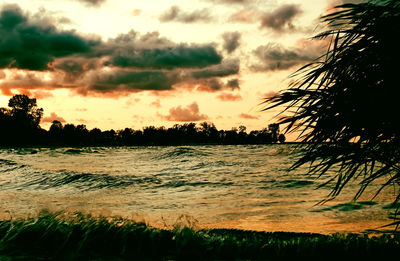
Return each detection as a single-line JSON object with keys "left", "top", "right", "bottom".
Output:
{"left": 263, "top": 0, "right": 400, "bottom": 228}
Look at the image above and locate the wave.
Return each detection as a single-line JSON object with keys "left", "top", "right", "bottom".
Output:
{"left": 278, "top": 179, "right": 315, "bottom": 189}
{"left": 24, "top": 172, "right": 163, "bottom": 191}
{"left": 61, "top": 147, "right": 105, "bottom": 155}
{"left": 0, "top": 163, "right": 163, "bottom": 191}
{"left": 266, "top": 147, "right": 290, "bottom": 156}
{"left": 311, "top": 201, "right": 378, "bottom": 213}
{"left": 158, "top": 180, "right": 234, "bottom": 188}
{"left": 0, "top": 158, "right": 18, "bottom": 166}
{"left": 158, "top": 147, "right": 209, "bottom": 159}
{"left": 0, "top": 158, "right": 26, "bottom": 174}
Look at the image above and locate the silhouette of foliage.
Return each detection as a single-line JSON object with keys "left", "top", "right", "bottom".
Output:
{"left": 0, "top": 95, "right": 285, "bottom": 146}
{"left": 0, "top": 94, "right": 43, "bottom": 145}
{"left": 264, "top": 0, "right": 400, "bottom": 227}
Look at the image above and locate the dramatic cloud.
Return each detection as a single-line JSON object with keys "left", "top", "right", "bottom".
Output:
{"left": 194, "top": 77, "right": 239, "bottom": 92}
{"left": 105, "top": 30, "right": 173, "bottom": 50}
{"left": 41, "top": 112, "right": 66, "bottom": 123}
{"left": 0, "top": 4, "right": 234, "bottom": 97}
{"left": 191, "top": 59, "right": 239, "bottom": 78}
{"left": 88, "top": 70, "right": 177, "bottom": 92}
{"left": 238, "top": 113, "right": 259, "bottom": 119}
{"left": 251, "top": 40, "right": 326, "bottom": 71}
{"left": 260, "top": 4, "right": 302, "bottom": 32}
{"left": 217, "top": 92, "right": 242, "bottom": 101}
{"left": 162, "top": 102, "right": 208, "bottom": 121}
{"left": 101, "top": 30, "right": 222, "bottom": 71}
{"left": 226, "top": 78, "right": 239, "bottom": 89}
{"left": 55, "top": 59, "right": 86, "bottom": 82}
{"left": 107, "top": 44, "right": 222, "bottom": 70}
{"left": 31, "top": 90, "right": 54, "bottom": 99}
{"left": 159, "top": 6, "right": 212, "bottom": 23}
{"left": 0, "top": 4, "right": 98, "bottom": 71}
{"left": 0, "top": 70, "right": 63, "bottom": 91}
{"left": 222, "top": 32, "right": 241, "bottom": 54}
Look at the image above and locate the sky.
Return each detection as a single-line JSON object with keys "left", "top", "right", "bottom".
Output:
{"left": 0, "top": 0, "right": 357, "bottom": 138}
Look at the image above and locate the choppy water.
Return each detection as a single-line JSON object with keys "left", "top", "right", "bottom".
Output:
{"left": 0, "top": 145, "right": 396, "bottom": 234}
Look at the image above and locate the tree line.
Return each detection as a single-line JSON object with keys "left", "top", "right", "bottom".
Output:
{"left": 0, "top": 94, "right": 285, "bottom": 146}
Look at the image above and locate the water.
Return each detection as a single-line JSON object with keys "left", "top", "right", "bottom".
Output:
{"left": 0, "top": 145, "right": 396, "bottom": 234}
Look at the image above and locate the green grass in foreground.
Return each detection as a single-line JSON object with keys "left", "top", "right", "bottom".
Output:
{"left": 0, "top": 210, "right": 399, "bottom": 260}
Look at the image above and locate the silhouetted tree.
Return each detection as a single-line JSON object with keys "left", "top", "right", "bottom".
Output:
{"left": 49, "top": 120, "right": 63, "bottom": 141}
{"left": 0, "top": 95, "right": 43, "bottom": 144}
{"left": 238, "top": 125, "right": 246, "bottom": 133}
{"left": 264, "top": 0, "right": 400, "bottom": 227}
{"left": 8, "top": 94, "right": 43, "bottom": 128}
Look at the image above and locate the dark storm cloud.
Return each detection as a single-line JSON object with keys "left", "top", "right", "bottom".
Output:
{"left": 222, "top": 32, "right": 241, "bottom": 54}
{"left": 107, "top": 30, "right": 174, "bottom": 50}
{"left": 251, "top": 43, "right": 318, "bottom": 71}
{"left": 90, "top": 70, "right": 177, "bottom": 92}
{"left": 0, "top": 4, "right": 98, "bottom": 70}
{"left": 226, "top": 78, "right": 239, "bottom": 89}
{"left": 207, "top": 78, "right": 224, "bottom": 91}
{"left": 54, "top": 57, "right": 101, "bottom": 82}
{"left": 195, "top": 77, "right": 239, "bottom": 92}
{"left": 159, "top": 6, "right": 212, "bottom": 23}
{"left": 191, "top": 59, "right": 239, "bottom": 78}
{"left": 260, "top": 4, "right": 302, "bottom": 32}
{"left": 107, "top": 44, "right": 222, "bottom": 70}
{"left": 55, "top": 59, "right": 85, "bottom": 81}
{"left": 0, "top": 4, "right": 232, "bottom": 97}
{"left": 100, "top": 30, "right": 223, "bottom": 70}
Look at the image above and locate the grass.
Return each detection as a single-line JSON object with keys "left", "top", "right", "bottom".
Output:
{"left": 0, "top": 210, "right": 399, "bottom": 260}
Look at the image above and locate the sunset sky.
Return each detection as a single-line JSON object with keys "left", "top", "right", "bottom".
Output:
{"left": 0, "top": 0, "right": 355, "bottom": 137}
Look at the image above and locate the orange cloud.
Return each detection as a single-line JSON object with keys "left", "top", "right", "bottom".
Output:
{"left": 31, "top": 91, "right": 54, "bottom": 99}
{"left": 132, "top": 9, "right": 142, "bottom": 16}
{"left": 41, "top": 112, "right": 66, "bottom": 124}
{"left": 238, "top": 113, "right": 259, "bottom": 119}
{"left": 150, "top": 99, "right": 161, "bottom": 108}
{"left": 162, "top": 102, "right": 208, "bottom": 121}
{"left": 230, "top": 8, "right": 259, "bottom": 23}
{"left": 217, "top": 92, "right": 242, "bottom": 101}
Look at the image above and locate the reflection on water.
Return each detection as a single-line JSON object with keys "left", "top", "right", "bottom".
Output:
{"left": 0, "top": 145, "right": 396, "bottom": 234}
